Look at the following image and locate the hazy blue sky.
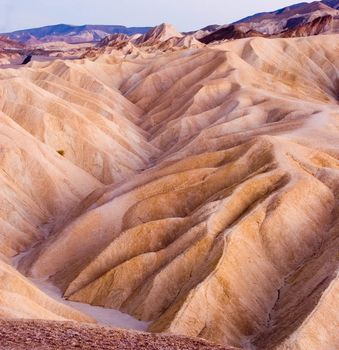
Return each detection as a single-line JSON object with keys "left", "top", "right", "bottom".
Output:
{"left": 0, "top": 0, "right": 312, "bottom": 32}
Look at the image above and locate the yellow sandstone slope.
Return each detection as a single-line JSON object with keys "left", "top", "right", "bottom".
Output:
{"left": 0, "top": 35, "right": 337, "bottom": 349}
{"left": 0, "top": 260, "right": 94, "bottom": 322}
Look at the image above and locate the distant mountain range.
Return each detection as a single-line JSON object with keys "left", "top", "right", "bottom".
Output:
{"left": 3, "top": 24, "right": 151, "bottom": 44}
{"left": 200, "top": 0, "right": 339, "bottom": 43}
{"left": 234, "top": 0, "right": 339, "bottom": 31}
{"left": 1, "top": 0, "right": 339, "bottom": 47}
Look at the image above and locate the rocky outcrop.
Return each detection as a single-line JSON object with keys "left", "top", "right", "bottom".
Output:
{"left": 0, "top": 319, "right": 240, "bottom": 350}
{"left": 280, "top": 14, "right": 339, "bottom": 37}
{"left": 0, "top": 36, "right": 24, "bottom": 49}
{"left": 91, "top": 24, "right": 203, "bottom": 55}
{"left": 199, "top": 25, "right": 265, "bottom": 44}
{"left": 136, "top": 23, "right": 183, "bottom": 45}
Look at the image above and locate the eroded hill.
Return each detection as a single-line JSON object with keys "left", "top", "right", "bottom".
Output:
{"left": 0, "top": 33, "right": 338, "bottom": 350}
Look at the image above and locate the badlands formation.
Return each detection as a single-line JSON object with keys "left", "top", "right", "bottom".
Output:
{"left": 0, "top": 21, "right": 338, "bottom": 350}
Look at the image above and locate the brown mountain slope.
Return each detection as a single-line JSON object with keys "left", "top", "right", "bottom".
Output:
{"left": 236, "top": 1, "right": 336, "bottom": 24}
{"left": 198, "top": 1, "right": 339, "bottom": 43}
{"left": 200, "top": 25, "right": 265, "bottom": 44}
{"left": 0, "top": 36, "right": 24, "bottom": 49}
{"left": 199, "top": 15, "right": 339, "bottom": 43}
{"left": 280, "top": 14, "right": 339, "bottom": 37}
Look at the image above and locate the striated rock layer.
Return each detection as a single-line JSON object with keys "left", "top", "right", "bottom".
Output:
{"left": 0, "top": 33, "right": 338, "bottom": 349}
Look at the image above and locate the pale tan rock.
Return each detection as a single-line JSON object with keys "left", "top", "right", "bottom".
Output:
{"left": 0, "top": 34, "right": 338, "bottom": 349}
{"left": 0, "top": 260, "right": 93, "bottom": 322}
{"left": 0, "top": 111, "right": 100, "bottom": 260}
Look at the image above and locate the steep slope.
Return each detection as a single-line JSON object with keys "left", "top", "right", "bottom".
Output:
{"left": 0, "top": 36, "right": 25, "bottom": 65}
{"left": 90, "top": 23, "right": 202, "bottom": 57}
{"left": 280, "top": 14, "right": 339, "bottom": 37}
{"left": 11, "top": 35, "right": 339, "bottom": 349}
{"left": 0, "top": 260, "right": 93, "bottom": 322}
{"left": 0, "top": 111, "right": 100, "bottom": 261}
{"left": 0, "top": 61, "right": 157, "bottom": 184}
{"left": 135, "top": 23, "right": 183, "bottom": 45}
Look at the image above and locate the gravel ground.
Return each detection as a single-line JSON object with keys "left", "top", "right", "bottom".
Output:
{"left": 0, "top": 320, "right": 241, "bottom": 350}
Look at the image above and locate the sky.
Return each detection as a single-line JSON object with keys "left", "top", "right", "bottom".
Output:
{"left": 0, "top": 0, "right": 312, "bottom": 33}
